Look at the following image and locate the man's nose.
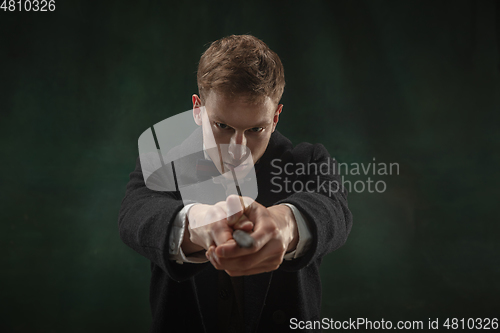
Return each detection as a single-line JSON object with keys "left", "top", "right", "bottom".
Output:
{"left": 228, "top": 132, "right": 247, "bottom": 162}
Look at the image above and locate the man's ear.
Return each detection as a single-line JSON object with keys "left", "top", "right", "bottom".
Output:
{"left": 272, "top": 104, "right": 283, "bottom": 132}
{"left": 192, "top": 94, "right": 203, "bottom": 126}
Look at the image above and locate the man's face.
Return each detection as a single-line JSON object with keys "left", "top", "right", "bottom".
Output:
{"left": 193, "top": 91, "right": 282, "bottom": 176}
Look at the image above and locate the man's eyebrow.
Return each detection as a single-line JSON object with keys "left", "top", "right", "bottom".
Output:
{"left": 211, "top": 117, "right": 271, "bottom": 128}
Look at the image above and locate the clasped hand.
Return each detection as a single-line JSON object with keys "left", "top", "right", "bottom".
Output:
{"left": 185, "top": 195, "right": 298, "bottom": 276}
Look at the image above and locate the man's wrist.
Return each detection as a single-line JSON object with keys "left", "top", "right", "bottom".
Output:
{"left": 269, "top": 205, "right": 299, "bottom": 253}
{"left": 180, "top": 205, "right": 205, "bottom": 255}
{"left": 285, "top": 205, "right": 299, "bottom": 252}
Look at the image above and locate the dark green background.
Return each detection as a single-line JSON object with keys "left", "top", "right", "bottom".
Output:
{"left": 1, "top": 1, "right": 499, "bottom": 332}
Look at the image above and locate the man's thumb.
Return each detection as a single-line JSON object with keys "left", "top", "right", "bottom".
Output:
{"left": 226, "top": 194, "right": 245, "bottom": 225}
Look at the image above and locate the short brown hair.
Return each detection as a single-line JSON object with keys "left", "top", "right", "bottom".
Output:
{"left": 197, "top": 35, "right": 285, "bottom": 105}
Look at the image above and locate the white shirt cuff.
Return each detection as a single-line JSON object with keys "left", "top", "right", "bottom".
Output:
{"left": 280, "top": 203, "right": 312, "bottom": 260}
{"left": 168, "top": 203, "right": 209, "bottom": 264}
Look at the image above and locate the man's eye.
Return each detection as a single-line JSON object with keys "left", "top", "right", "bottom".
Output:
{"left": 249, "top": 127, "right": 263, "bottom": 133}
{"left": 216, "top": 122, "right": 230, "bottom": 130}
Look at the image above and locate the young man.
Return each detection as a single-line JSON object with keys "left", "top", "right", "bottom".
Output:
{"left": 119, "top": 35, "right": 353, "bottom": 332}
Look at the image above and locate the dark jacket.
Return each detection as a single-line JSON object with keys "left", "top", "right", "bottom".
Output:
{"left": 118, "top": 129, "right": 353, "bottom": 332}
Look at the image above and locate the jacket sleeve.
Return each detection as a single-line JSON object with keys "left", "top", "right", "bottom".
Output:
{"left": 118, "top": 156, "right": 210, "bottom": 282}
{"left": 276, "top": 143, "right": 353, "bottom": 272}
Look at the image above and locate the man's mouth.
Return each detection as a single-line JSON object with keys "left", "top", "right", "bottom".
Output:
{"left": 224, "top": 162, "right": 249, "bottom": 173}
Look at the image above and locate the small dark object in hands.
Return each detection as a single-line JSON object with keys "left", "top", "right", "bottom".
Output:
{"left": 233, "top": 230, "right": 254, "bottom": 248}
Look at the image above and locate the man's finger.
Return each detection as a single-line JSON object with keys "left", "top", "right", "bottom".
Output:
{"left": 233, "top": 215, "right": 253, "bottom": 231}
{"left": 215, "top": 241, "right": 284, "bottom": 273}
{"left": 211, "top": 225, "right": 235, "bottom": 247}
